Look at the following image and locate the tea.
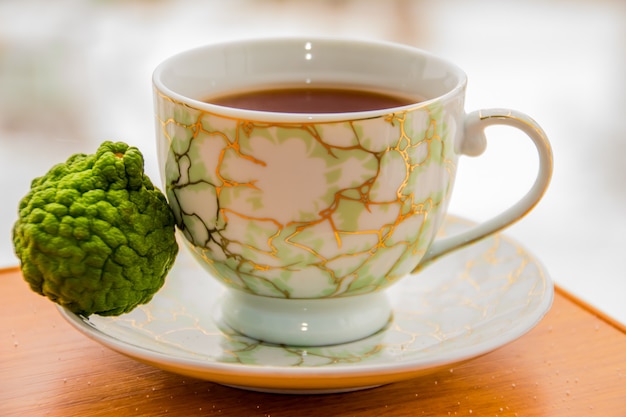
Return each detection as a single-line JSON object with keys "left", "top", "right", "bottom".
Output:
{"left": 206, "top": 86, "right": 420, "bottom": 113}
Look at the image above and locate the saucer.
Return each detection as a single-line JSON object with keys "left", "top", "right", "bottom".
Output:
{"left": 58, "top": 216, "right": 553, "bottom": 394}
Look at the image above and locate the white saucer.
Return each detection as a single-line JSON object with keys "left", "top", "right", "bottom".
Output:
{"left": 58, "top": 216, "right": 553, "bottom": 394}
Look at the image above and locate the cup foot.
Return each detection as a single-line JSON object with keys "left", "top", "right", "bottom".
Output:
{"left": 221, "top": 290, "right": 391, "bottom": 346}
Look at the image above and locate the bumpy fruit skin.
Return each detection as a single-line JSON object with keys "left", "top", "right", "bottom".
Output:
{"left": 12, "top": 141, "right": 178, "bottom": 316}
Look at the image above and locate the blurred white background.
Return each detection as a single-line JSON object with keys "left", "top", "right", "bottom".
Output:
{"left": 1, "top": 0, "right": 624, "bottom": 323}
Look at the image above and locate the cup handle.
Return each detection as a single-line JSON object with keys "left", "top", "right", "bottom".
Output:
{"left": 413, "top": 108, "right": 553, "bottom": 273}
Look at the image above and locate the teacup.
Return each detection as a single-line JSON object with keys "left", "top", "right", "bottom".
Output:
{"left": 153, "top": 37, "right": 552, "bottom": 346}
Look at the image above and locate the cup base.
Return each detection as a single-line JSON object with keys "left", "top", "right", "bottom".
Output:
{"left": 221, "top": 290, "right": 392, "bottom": 346}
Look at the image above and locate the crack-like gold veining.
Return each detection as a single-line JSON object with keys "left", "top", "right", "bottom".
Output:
{"left": 85, "top": 217, "right": 549, "bottom": 368}
{"left": 155, "top": 91, "right": 460, "bottom": 299}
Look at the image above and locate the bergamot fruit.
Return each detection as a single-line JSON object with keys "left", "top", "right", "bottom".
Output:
{"left": 12, "top": 141, "right": 178, "bottom": 316}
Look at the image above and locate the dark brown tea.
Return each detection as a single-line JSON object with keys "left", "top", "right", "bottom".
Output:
{"left": 207, "top": 87, "right": 420, "bottom": 113}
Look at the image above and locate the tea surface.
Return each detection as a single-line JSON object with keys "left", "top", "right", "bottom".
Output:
{"left": 207, "top": 87, "right": 419, "bottom": 113}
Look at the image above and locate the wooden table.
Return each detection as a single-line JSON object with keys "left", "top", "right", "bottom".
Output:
{"left": 2, "top": 266, "right": 625, "bottom": 416}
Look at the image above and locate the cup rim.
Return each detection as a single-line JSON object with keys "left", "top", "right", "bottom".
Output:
{"left": 152, "top": 36, "right": 468, "bottom": 124}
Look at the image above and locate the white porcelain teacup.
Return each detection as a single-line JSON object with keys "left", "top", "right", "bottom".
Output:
{"left": 153, "top": 37, "right": 552, "bottom": 346}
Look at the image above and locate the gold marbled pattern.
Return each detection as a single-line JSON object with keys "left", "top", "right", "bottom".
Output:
{"left": 154, "top": 91, "right": 463, "bottom": 299}
{"left": 61, "top": 217, "right": 553, "bottom": 392}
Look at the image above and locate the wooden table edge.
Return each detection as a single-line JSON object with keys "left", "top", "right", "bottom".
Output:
{"left": 554, "top": 285, "right": 626, "bottom": 334}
